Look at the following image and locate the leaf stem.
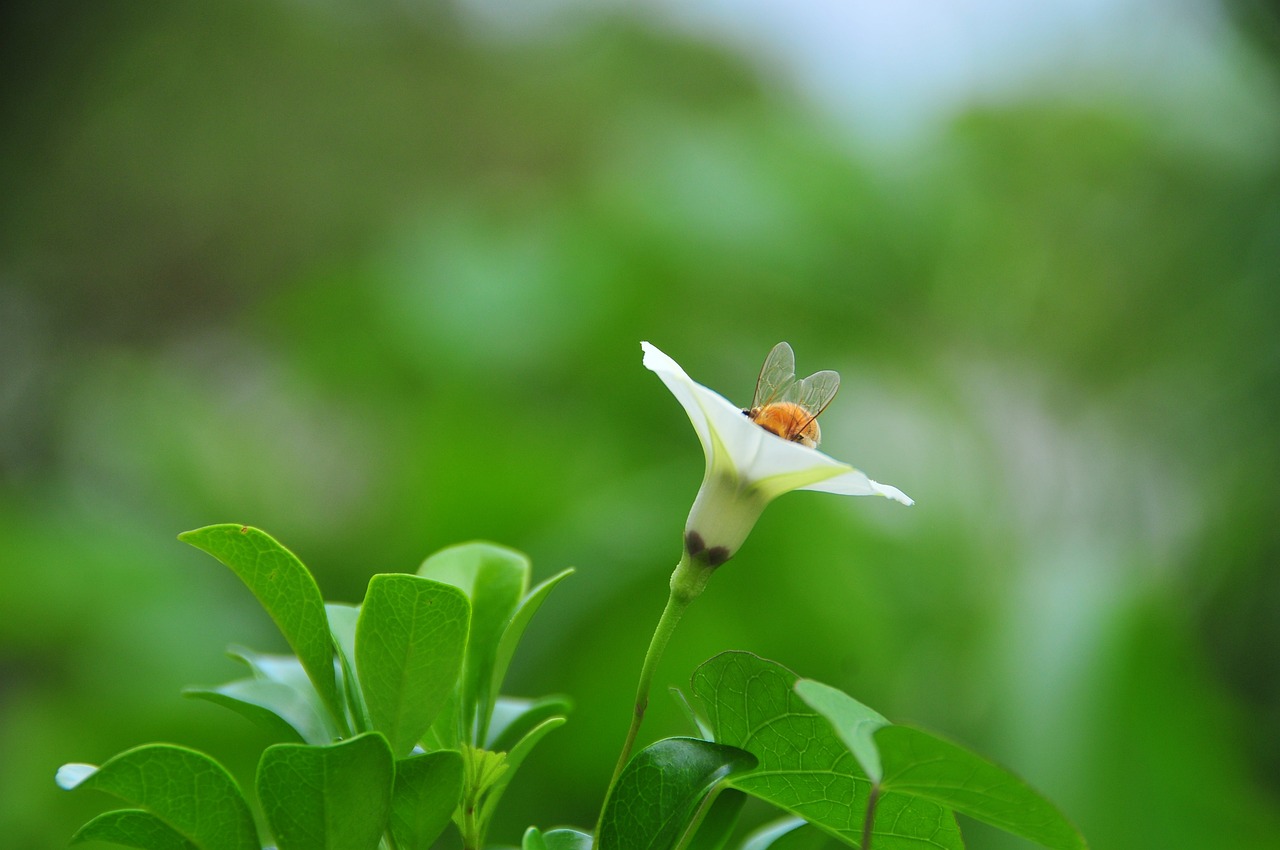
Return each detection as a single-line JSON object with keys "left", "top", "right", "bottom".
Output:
{"left": 861, "top": 784, "right": 880, "bottom": 850}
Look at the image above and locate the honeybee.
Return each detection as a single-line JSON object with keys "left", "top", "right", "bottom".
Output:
{"left": 743, "top": 342, "right": 839, "bottom": 449}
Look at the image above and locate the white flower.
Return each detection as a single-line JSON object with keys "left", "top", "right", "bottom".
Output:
{"left": 642, "top": 341, "right": 913, "bottom": 568}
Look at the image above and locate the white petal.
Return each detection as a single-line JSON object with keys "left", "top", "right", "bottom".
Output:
{"left": 644, "top": 341, "right": 761, "bottom": 473}
{"left": 801, "top": 469, "right": 915, "bottom": 505}
{"left": 732, "top": 425, "right": 854, "bottom": 487}
{"left": 644, "top": 341, "right": 913, "bottom": 508}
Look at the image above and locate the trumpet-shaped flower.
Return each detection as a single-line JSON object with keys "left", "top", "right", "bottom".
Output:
{"left": 642, "top": 341, "right": 912, "bottom": 569}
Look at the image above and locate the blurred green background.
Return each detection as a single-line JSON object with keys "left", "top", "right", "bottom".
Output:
{"left": 2, "top": 1, "right": 1279, "bottom": 848}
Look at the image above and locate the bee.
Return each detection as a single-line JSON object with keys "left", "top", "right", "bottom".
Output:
{"left": 743, "top": 342, "right": 839, "bottom": 449}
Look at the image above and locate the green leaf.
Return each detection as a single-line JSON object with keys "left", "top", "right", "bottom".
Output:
{"left": 71, "top": 809, "right": 198, "bottom": 850}
{"left": 228, "top": 645, "right": 314, "bottom": 691}
{"left": 423, "top": 689, "right": 463, "bottom": 752}
{"left": 875, "top": 725, "right": 1088, "bottom": 850}
{"left": 544, "top": 829, "right": 594, "bottom": 850}
{"left": 184, "top": 678, "right": 331, "bottom": 744}
{"left": 692, "top": 652, "right": 961, "bottom": 850}
{"left": 597, "top": 737, "right": 757, "bottom": 850}
{"left": 794, "top": 679, "right": 889, "bottom": 784}
{"left": 479, "top": 715, "right": 568, "bottom": 827}
{"left": 326, "top": 603, "right": 371, "bottom": 733}
{"left": 525, "top": 826, "right": 593, "bottom": 850}
{"left": 418, "top": 542, "right": 528, "bottom": 742}
{"left": 684, "top": 788, "right": 747, "bottom": 850}
{"left": 738, "top": 817, "right": 805, "bottom": 850}
{"left": 57, "top": 744, "right": 257, "bottom": 850}
{"left": 796, "top": 674, "right": 1087, "bottom": 850}
{"left": 487, "top": 694, "right": 574, "bottom": 752}
{"left": 356, "top": 574, "right": 470, "bottom": 755}
{"left": 257, "top": 732, "right": 394, "bottom": 850}
{"left": 223, "top": 646, "right": 340, "bottom": 742}
{"left": 390, "top": 750, "right": 464, "bottom": 850}
{"left": 490, "top": 568, "right": 573, "bottom": 710}
{"left": 179, "top": 525, "right": 343, "bottom": 724}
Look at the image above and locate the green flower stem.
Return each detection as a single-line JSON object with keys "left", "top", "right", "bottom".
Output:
{"left": 601, "top": 552, "right": 715, "bottom": 814}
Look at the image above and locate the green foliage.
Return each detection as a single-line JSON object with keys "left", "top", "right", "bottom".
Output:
{"left": 479, "top": 715, "right": 568, "bottom": 829}
{"left": 597, "top": 738, "right": 757, "bottom": 850}
{"left": 59, "top": 527, "right": 571, "bottom": 850}
{"left": 873, "top": 726, "right": 1085, "bottom": 850}
{"left": 177, "top": 525, "right": 345, "bottom": 728}
{"left": 686, "top": 651, "right": 1087, "bottom": 850}
{"left": 215, "top": 646, "right": 342, "bottom": 743}
{"left": 391, "top": 751, "right": 465, "bottom": 850}
{"left": 256, "top": 733, "right": 393, "bottom": 850}
{"left": 796, "top": 679, "right": 1085, "bottom": 849}
{"left": 417, "top": 543, "right": 566, "bottom": 746}
{"left": 181, "top": 679, "right": 312, "bottom": 745}
{"left": 70, "top": 810, "right": 198, "bottom": 850}
{"left": 792, "top": 681, "right": 888, "bottom": 783}
{"left": 56, "top": 525, "right": 1084, "bottom": 850}
{"left": 693, "top": 652, "right": 962, "bottom": 850}
{"left": 57, "top": 745, "right": 257, "bottom": 850}
{"left": 488, "top": 695, "right": 575, "bottom": 752}
{"left": 491, "top": 569, "right": 575, "bottom": 733}
{"left": 356, "top": 574, "right": 470, "bottom": 755}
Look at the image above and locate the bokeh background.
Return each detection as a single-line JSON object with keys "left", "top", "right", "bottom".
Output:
{"left": 3, "top": 1, "right": 1279, "bottom": 848}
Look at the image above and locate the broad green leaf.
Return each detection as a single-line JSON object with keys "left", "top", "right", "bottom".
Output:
{"left": 875, "top": 725, "right": 1088, "bottom": 850}
{"left": 684, "top": 788, "right": 747, "bottom": 850}
{"left": 738, "top": 816, "right": 805, "bottom": 850}
{"left": 326, "top": 603, "right": 371, "bottom": 733}
{"left": 525, "top": 827, "right": 551, "bottom": 850}
{"left": 692, "top": 652, "right": 961, "bottom": 850}
{"left": 794, "top": 680, "right": 889, "bottom": 783}
{"left": 479, "top": 715, "right": 568, "bottom": 826}
{"left": 180, "top": 525, "right": 342, "bottom": 723}
{"left": 57, "top": 744, "right": 257, "bottom": 850}
{"left": 487, "top": 694, "right": 574, "bottom": 752}
{"left": 356, "top": 574, "right": 470, "bottom": 755}
{"left": 490, "top": 568, "right": 573, "bottom": 710}
{"left": 597, "top": 737, "right": 757, "bottom": 850}
{"left": 257, "top": 732, "right": 393, "bottom": 850}
{"left": 72, "top": 809, "right": 197, "bottom": 850}
{"left": 391, "top": 750, "right": 464, "bottom": 850}
{"left": 184, "top": 679, "right": 331, "bottom": 744}
{"left": 418, "top": 542, "right": 528, "bottom": 742}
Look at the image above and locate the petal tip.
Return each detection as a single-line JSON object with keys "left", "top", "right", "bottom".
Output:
{"left": 876, "top": 482, "right": 914, "bottom": 505}
{"left": 640, "top": 341, "right": 681, "bottom": 376}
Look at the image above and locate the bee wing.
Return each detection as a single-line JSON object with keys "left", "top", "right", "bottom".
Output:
{"left": 785, "top": 369, "right": 840, "bottom": 419}
{"left": 753, "top": 342, "right": 797, "bottom": 408}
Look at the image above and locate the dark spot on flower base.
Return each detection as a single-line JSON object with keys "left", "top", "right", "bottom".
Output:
{"left": 685, "top": 531, "right": 730, "bottom": 568}
{"left": 703, "top": 546, "right": 730, "bottom": 567}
